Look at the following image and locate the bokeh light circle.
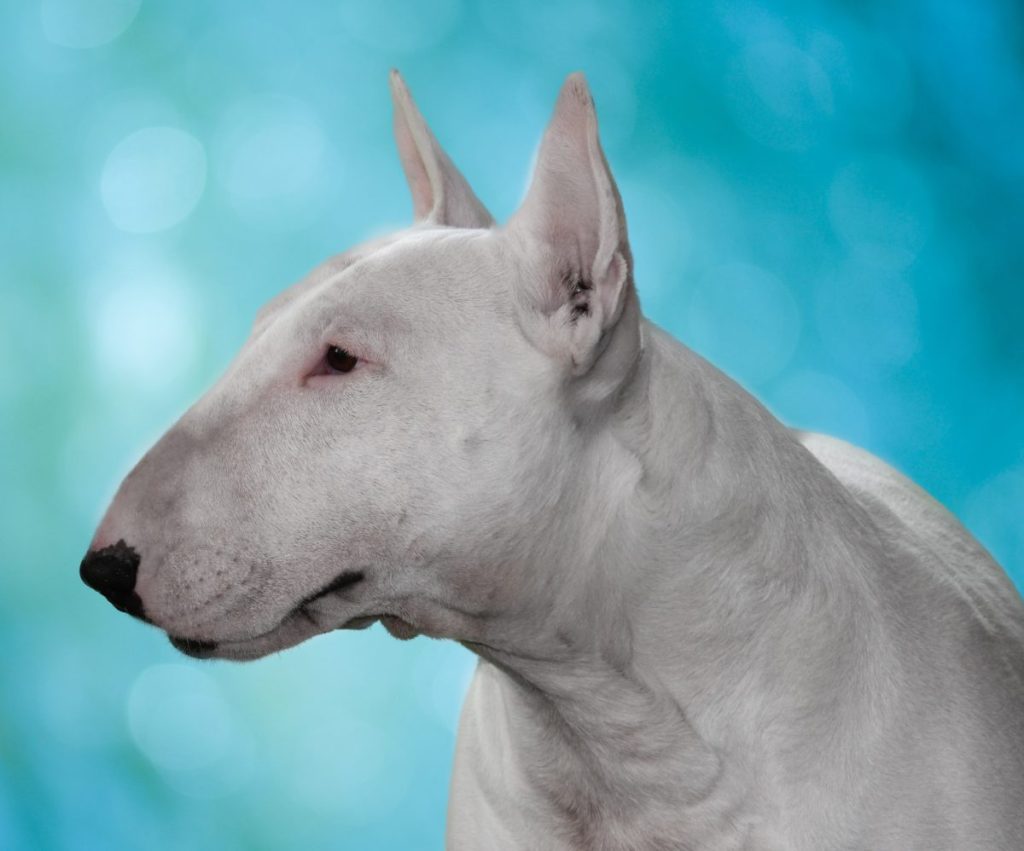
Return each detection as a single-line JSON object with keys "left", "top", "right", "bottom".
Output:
{"left": 828, "top": 157, "right": 932, "bottom": 271}
{"left": 814, "top": 264, "right": 919, "bottom": 372}
{"left": 771, "top": 370, "right": 871, "bottom": 445}
{"left": 100, "top": 127, "right": 207, "bottom": 233}
{"left": 963, "top": 467, "right": 1024, "bottom": 573}
{"left": 412, "top": 649, "right": 477, "bottom": 734}
{"left": 684, "top": 262, "right": 801, "bottom": 385}
{"left": 726, "top": 40, "right": 834, "bottom": 152}
{"left": 40, "top": 0, "right": 141, "bottom": 49}
{"left": 214, "top": 95, "right": 333, "bottom": 231}
{"left": 86, "top": 251, "right": 201, "bottom": 396}
{"left": 287, "top": 717, "right": 412, "bottom": 822}
{"left": 127, "top": 664, "right": 233, "bottom": 773}
{"left": 339, "top": 0, "right": 462, "bottom": 53}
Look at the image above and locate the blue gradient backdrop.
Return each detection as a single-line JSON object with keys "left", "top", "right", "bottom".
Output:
{"left": 1, "top": 1, "right": 1022, "bottom": 848}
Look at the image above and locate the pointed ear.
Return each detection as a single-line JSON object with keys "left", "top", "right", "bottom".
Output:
{"left": 508, "top": 73, "right": 641, "bottom": 388}
{"left": 389, "top": 70, "right": 493, "bottom": 229}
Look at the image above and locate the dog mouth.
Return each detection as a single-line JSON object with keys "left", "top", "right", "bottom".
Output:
{"left": 168, "top": 569, "right": 375, "bottom": 661}
{"left": 297, "top": 569, "right": 365, "bottom": 607}
{"left": 169, "top": 610, "right": 380, "bottom": 660}
{"left": 169, "top": 635, "right": 220, "bottom": 657}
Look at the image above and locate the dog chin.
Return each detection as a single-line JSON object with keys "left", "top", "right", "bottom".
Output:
{"left": 168, "top": 610, "right": 379, "bottom": 662}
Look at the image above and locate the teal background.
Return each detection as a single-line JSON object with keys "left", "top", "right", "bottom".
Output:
{"left": 2, "top": 0, "right": 1023, "bottom": 848}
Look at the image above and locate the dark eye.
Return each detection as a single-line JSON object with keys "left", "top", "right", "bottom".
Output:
{"left": 325, "top": 345, "right": 358, "bottom": 374}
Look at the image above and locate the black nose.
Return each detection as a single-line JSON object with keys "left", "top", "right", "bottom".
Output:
{"left": 80, "top": 539, "right": 145, "bottom": 619}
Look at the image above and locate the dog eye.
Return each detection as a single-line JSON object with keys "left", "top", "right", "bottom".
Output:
{"left": 325, "top": 345, "right": 358, "bottom": 374}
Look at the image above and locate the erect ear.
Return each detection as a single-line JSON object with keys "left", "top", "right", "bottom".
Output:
{"left": 508, "top": 72, "right": 641, "bottom": 388}
{"left": 389, "top": 69, "right": 494, "bottom": 229}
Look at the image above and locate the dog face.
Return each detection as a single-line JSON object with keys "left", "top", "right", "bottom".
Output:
{"left": 81, "top": 71, "right": 641, "bottom": 660}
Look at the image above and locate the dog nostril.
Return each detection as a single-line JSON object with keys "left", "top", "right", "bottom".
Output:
{"left": 81, "top": 539, "right": 139, "bottom": 593}
{"left": 80, "top": 539, "right": 145, "bottom": 619}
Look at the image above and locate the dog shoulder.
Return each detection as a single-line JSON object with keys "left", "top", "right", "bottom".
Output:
{"left": 794, "top": 429, "right": 1024, "bottom": 630}
{"left": 796, "top": 430, "right": 970, "bottom": 546}
{"left": 795, "top": 429, "right": 986, "bottom": 562}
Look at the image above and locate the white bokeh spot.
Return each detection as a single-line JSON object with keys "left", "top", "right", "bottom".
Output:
{"left": 87, "top": 250, "right": 201, "bottom": 396}
{"left": 128, "top": 664, "right": 234, "bottom": 773}
{"left": 214, "top": 95, "right": 333, "bottom": 231}
{"left": 41, "top": 0, "right": 140, "bottom": 49}
{"left": 101, "top": 127, "right": 207, "bottom": 233}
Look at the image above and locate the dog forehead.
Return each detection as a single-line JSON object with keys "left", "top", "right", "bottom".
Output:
{"left": 350, "top": 227, "right": 500, "bottom": 288}
{"left": 251, "top": 228, "right": 437, "bottom": 327}
{"left": 319, "top": 226, "right": 509, "bottom": 320}
{"left": 247, "top": 226, "right": 516, "bottom": 364}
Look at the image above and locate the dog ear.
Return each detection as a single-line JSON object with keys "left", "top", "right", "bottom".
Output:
{"left": 389, "top": 70, "right": 494, "bottom": 229}
{"left": 508, "top": 73, "right": 641, "bottom": 390}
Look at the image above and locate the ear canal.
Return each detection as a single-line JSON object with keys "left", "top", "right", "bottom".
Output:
{"left": 389, "top": 69, "right": 494, "bottom": 229}
{"left": 509, "top": 72, "right": 640, "bottom": 381}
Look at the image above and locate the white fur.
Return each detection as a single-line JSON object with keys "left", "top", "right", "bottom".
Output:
{"left": 91, "top": 72, "right": 1024, "bottom": 849}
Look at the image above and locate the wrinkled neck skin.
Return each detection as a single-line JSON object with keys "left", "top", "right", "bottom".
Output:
{"left": 448, "top": 314, "right": 903, "bottom": 848}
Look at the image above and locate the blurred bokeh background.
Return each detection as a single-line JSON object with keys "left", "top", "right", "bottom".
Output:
{"left": 1, "top": 0, "right": 1022, "bottom": 848}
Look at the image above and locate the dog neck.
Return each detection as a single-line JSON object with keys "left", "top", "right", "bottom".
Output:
{"left": 455, "top": 318, "right": 901, "bottom": 846}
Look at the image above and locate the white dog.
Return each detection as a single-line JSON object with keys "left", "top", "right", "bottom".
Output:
{"left": 82, "top": 71, "right": 1024, "bottom": 849}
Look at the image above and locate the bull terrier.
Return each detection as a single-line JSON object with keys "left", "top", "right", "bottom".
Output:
{"left": 81, "top": 71, "right": 1024, "bottom": 849}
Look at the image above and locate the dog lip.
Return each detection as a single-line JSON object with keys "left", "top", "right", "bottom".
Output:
{"left": 168, "top": 635, "right": 219, "bottom": 658}
{"left": 168, "top": 609, "right": 291, "bottom": 656}
{"left": 298, "top": 569, "right": 366, "bottom": 607}
{"left": 338, "top": 614, "right": 377, "bottom": 630}
{"left": 166, "top": 571, "right": 369, "bottom": 659}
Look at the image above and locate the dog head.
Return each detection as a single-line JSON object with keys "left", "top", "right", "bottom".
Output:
{"left": 81, "top": 71, "right": 642, "bottom": 660}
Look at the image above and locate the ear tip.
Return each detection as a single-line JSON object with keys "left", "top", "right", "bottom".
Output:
{"left": 390, "top": 70, "right": 423, "bottom": 122}
{"left": 389, "top": 68, "right": 408, "bottom": 99}
{"left": 554, "top": 72, "right": 595, "bottom": 122}
{"left": 562, "top": 71, "right": 592, "bottom": 103}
